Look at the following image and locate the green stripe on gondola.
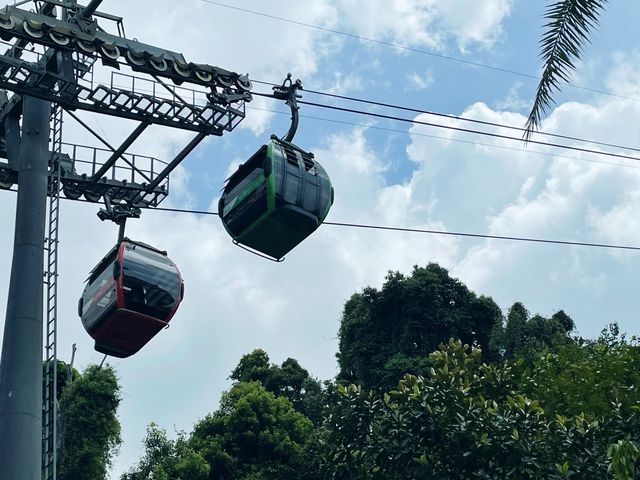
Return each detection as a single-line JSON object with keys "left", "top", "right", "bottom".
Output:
{"left": 266, "top": 141, "right": 276, "bottom": 212}
{"left": 222, "top": 174, "right": 266, "bottom": 217}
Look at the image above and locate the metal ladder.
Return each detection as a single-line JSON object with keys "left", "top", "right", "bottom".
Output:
{"left": 42, "top": 43, "right": 97, "bottom": 479}
{"left": 42, "top": 103, "right": 63, "bottom": 480}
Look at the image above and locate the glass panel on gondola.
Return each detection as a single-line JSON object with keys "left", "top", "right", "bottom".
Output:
{"left": 219, "top": 138, "right": 334, "bottom": 260}
{"left": 121, "top": 243, "right": 181, "bottom": 319}
{"left": 220, "top": 146, "right": 269, "bottom": 235}
{"left": 81, "top": 256, "right": 117, "bottom": 330}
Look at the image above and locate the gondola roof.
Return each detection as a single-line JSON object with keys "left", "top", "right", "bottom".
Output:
{"left": 85, "top": 237, "right": 168, "bottom": 282}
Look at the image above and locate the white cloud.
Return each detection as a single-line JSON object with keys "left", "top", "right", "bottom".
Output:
{"left": 406, "top": 69, "right": 434, "bottom": 91}
{"left": 588, "top": 188, "right": 640, "bottom": 246}
{"left": 333, "top": 0, "right": 443, "bottom": 50}
{"left": 605, "top": 50, "right": 640, "bottom": 98}
{"left": 496, "top": 82, "right": 529, "bottom": 112}
{"left": 332, "top": 0, "right": 512, "bottom": 53}
{"left": 433, "top": 0, "right": 513, "bottom": 51}
{"left": 3, "top": 3, "right": 640, "bottom": 479}
{"left": 313, "top": 127, "right": 459, "bottom": 286}
{"left": 317, "top": 71, "right": 365, "bottom": 95}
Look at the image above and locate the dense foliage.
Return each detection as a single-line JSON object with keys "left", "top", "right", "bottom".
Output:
{"left": 321, "top": 339, "right": 640, "bottom": 479}
{"left": 231, "top": 349, "right": 325, "bottom": 425}
{"left": 58, "top": 364, "right": 122, "bottom": 480}
{"left": 42, "top": 359, "right": 78, "bottom": 404}
{"left": 123, "top": 381, "right": 313, "bottom": 480}
{"left": 191, "top": 381, "right": 313, "bottom": 479}
{"left": 490, "top": 301, "right": 575, "bottom": 361}
{"left": 519, "top": 323, "right": 640, "bottom": 418}
{"left": 123, "top": 263, "right": 640, "bottom": 479}
{"left": 121, "top": 423, "right": 209, "bottom": 480}
{"left": 337, "top": 264, "right": 503, "bottom": 390}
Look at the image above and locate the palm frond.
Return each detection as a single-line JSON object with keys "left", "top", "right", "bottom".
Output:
{"left": 524, "top": 0, "right": 608, "bottom": 141}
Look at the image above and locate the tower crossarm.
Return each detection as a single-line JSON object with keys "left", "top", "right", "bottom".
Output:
{"left": 0, "top": 4, "right": 253, "bottom": 103}
{"left": 0, "top": 139, "right": 171, "bottom": 206}
{"left": 0, "top": 51, "right": 246, "bottom": 134}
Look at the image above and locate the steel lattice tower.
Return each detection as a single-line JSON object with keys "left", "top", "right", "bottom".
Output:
{"left": 0, "top": 1, "right": 254, "bottom": 477}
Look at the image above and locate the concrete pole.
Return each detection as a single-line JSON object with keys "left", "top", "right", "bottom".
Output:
{"left": 0, "top": 96, "right": 51, "bottom": 480}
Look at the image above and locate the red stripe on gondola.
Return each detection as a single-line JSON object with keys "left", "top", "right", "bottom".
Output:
{"left": 166, "top": 271, "right": 184, "bottom": 322}
{"left": 115, "top": 241, "right": 125, "bottom": 309}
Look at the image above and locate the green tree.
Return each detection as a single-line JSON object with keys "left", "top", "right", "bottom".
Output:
{"left": 42, "top": 359, "right": 78, "bottom": 404}
{"left": 231, "top": 349, "right": 325, "bottom": 425}
{"left": 490, "top": 302, "right": 575, "bottom": 360}
{"left": 337, "top": 264, "right": 503, "bottom": 390}
{"left": 58, "top": 364, "right": 122, "bottom": 480}
{"left": 321, "top": 340, "right": 640, "bottom": 479}
{"left": 121, "top": 423, "right": 209, "bottom": 480}
{"left": 231, "top": 349, "right": 272, "bottom": 385}
{"left": 42, "top": 359, "right": 79, "bottom": 447}
{"left": 519, "top": 323, "right": 640, "bottom": 418}
{"left": 525, "top": 0, "right": 608, "bottom": 138}
{"left": 503, "top": 301, "right": 529, "bottom": 354}
{"left": 190, "top": 381, "right": 314, "bottom": 480}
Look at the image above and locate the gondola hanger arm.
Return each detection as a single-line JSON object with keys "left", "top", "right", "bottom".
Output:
{"left": 97, "top": 195, "right": 141, "bottom": 243}
{"left": 272, "top": 73, "right": 303, "bottom": 143}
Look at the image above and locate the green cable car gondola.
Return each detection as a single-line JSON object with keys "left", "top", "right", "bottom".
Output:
{"left": 218, "top": 75, "right": 334, "bottom": 261}
{"left": 219, "top": 136, "right": 333, "bottom": 260}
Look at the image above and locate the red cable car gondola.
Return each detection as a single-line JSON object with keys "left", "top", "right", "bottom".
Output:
{"left": 78, "top": 238, "right": 184, "bottom": 358}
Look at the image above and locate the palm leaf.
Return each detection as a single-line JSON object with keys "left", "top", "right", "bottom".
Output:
{"left": 524, "top": 0, "right": 608, "bottom": 140}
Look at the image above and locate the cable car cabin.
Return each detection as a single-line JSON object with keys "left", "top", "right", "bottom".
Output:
{"left": 78, "top": 239, "right": 184, "bottom": 358}
{"left": 219, "top": 138, "right": 334, "bottom": 260}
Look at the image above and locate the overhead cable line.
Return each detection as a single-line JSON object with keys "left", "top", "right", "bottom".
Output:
{"left": 104, "top": 70, "right": 640, "bottom": 158}
{"left": 253, "top": 92, "right": 640, "bottom": 164}
{"left": 246, "top": 104, "right": 640, "bottom": 171}
{"left": 146, "top": 205, "right": 640, "bottom": 252}
{"left": 104, "top": 64, "right": 640, "bottom": 156}
{"left": 253, "top": 79, "right": 640, "bottom": 156}
{"left": 298, "top": 85, "right": 640, "bottom": 155}
{"left": 202, "top": 0, "right": 639, "bottom": 103}
{"left": 2, "top": 186, "right": 636, "bottom": 252}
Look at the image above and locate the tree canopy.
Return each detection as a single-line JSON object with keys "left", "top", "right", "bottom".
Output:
{"left": 191, "top": 381, "right": 314, "bottom": 479}
{"left": 322, "top": 340, "right": 640, "bottom": 479}
{"left": 123, "top": 345, "right": 330, "bottom": 480}
{"left": 122, "top": 262, "right": 640, "bottom": 479}
{"left": 121, "top": 423, "right": 209, "bottom": 480}
{"left": 58, "top": 364, "right": 122, "bottom": 480}
{"left": 337, "top": 263, "right": 503, "bottom": 390}
{"left": 231, "top": 349, "right": 325, "bottom": 425}
{"left": 124, "top": 381, "right": 314, "bottom": 480}
{"left": 490, "top": 302, "right": 575, "bottom": 361}
{"left": 518, "top": 323, "right": 640, "bottom": 418}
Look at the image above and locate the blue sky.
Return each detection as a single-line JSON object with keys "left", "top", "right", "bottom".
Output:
{"left": 1, "top": 0, "right": 640, "bottom": 477}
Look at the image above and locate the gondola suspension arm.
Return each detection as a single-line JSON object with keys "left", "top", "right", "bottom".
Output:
{"left": 272, "top": 73, "right": 302, "bottom": 143}
{"left": 97, "top": 195, "right": 140, "bottom": 243}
